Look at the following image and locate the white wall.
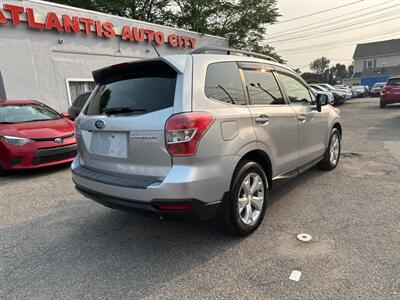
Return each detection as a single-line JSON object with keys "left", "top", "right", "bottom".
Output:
{"left": 354, "top": 54, "right": 400, "bottom": 73}
{"left": 0, "top": 0, "right": 228, "bottom": 112}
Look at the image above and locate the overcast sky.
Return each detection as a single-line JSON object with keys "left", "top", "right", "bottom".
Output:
{"left": 266, "top": 0, "right": 400, "bottom": 71}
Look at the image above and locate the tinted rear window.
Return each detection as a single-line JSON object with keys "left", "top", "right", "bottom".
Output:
{"left": 74, "top": 93, "right": 91, "bottom": 108}
{"left": 387, "top": 79, "right": 400, "bottom": 86}
{"left": 205, "top": 62, "right": 246, "bottom": 105}
{"left": 86, "top": 62, "right": 176, "bottom": 116}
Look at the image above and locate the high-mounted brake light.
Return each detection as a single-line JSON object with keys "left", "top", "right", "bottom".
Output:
{"left": 165, "top": 112, "right": 215, "bottom": 156}
{"left": 111, "top": 62, "right": 130, "bottom": 69}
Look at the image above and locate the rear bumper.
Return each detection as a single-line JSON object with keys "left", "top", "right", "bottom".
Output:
{"left": 75, "top": 184, "right": 225, "bottom": 221}
{"left": 380, "top": 94, "right": 400, "bottom": 104}
{"left": 72, "top": 154, "right": 235, "bottom": 220}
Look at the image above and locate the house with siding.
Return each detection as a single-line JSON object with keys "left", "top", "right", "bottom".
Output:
{"left": 346, "top": 38, "right": 400, "bottom": 87}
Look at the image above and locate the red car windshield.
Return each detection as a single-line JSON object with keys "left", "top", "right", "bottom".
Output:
{"left": 0, "top": 104, "right": 61, "bottom": 124}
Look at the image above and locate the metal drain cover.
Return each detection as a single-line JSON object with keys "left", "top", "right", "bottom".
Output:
{"left": 296, "top": 233, "right": 312, "bottom": 242}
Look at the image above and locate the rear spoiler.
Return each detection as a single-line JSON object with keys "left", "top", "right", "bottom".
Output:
{"left": 92, "top": 57, "right": 186, "bottom": 84}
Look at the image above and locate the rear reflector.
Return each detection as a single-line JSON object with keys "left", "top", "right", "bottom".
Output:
{"left": 158, "top": 204, "right": 192, "bottom": 211}
{"left": 165, "top": 112, "right": 215, "bottom": 156}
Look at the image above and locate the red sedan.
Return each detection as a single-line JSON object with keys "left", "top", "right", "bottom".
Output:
{"left": 0, "top": 100, "right": 77, "bottom": 176}
{"left": 380, "top": 77, "right": 400, "bottom": 108}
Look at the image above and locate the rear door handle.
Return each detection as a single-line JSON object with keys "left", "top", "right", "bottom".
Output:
{"left": 255, "top": 115, "right": 269, "bottom": 125}
{"left": 297, "top": 114, "right": 307, "bottom": 123}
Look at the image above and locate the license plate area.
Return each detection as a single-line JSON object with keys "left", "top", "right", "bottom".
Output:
{"left": 89, "top": 131, "right": 128, "bottom": 158}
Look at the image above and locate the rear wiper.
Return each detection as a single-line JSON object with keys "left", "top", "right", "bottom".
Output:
{"left": 102, "top": 107, "right": 146, "bottom": 115}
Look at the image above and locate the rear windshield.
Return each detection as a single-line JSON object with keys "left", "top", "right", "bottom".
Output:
{"left": 86, "top": 62, "right": 176, "bottom": 116}
{"left": 0, "top": 104, "right": 61, "bottom": 124}
{"left": 387, "top": 78, "right": 400, "bottom": 86}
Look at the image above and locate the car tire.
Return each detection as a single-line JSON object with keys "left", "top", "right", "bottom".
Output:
{"left": 380, "top": 101, "right": 386, "bottom": 109}
{"left": 219, "top": 160, "right": 268, "bottom": 236}
{"left": 318, "top": 128, "right": 341, "bottom": 171}
{"left": 0, "top": 164, "right": 5, "bottom": 177}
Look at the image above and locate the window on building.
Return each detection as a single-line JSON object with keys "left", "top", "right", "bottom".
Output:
{"left": 0, "top": 71, "right": 6, "bottom": 100}
{"left": 363, "top": 60, "right": 375, "bottom": 70}
{"left": 205, "top": 62, "right": 246, "bottom": 105}
{"left": 68, "top": 80, "right": 96, "bottom": 105}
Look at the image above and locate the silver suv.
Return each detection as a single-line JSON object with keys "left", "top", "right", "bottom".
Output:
{"left": 72, "top": 48, "right": 342, "bottom": 236}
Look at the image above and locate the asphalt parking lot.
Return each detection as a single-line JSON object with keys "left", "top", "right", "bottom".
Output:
{"left": 1, "top": 98, "right": 399, "bottom": 299}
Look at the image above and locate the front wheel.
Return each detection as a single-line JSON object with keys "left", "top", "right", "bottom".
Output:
{"left": 380, "top": 101, "right": 386, "bottom": 109}
{"left": 318, "top": 128, "right": 341, "bottom": 170}
{"left": 219, "top": 160, "right": 268, "bottom": 236}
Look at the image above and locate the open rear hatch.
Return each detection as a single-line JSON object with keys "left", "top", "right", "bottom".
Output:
{"left": 77, "top": 60, "right": 177, "bottom": 180}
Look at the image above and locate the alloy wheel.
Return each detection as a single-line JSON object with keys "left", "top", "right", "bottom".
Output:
{"left": 329, "top": 134, "right": 340, "bottom": 166}
{"left": 237, "top": 173, "right": 265, "bottom": 226}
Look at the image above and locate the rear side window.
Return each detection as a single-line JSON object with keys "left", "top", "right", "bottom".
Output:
{"left": 86, "top": 62, "right": 176, "bottom": 115}
{"left": 205, "top": 62, "right": 246, "bottom": 105}
{"left": 387, "top": 78, "right": 400, "bottom": 86}
{"left": 74, "top": 93, "right": 91, "bottom": 108}
{"left": 243, "top": 70, "right": 284, "bottom": 105}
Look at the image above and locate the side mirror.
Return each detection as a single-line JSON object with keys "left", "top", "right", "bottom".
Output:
{"left": 61, "top": 112, "right": 71, "bottom": 119}
{"left": 316, "top": 94, "right": 328, "bottom": 112}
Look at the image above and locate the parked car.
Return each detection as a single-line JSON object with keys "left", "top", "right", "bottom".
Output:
{"left": 71, "top": 47, "right": 342, "bottom": 236}
{"left": 310, "top": 87, "right": 334, "bottom": 105}
{"left": 68, "top": 91, "right": 92, "bottom": 120}
{"left": 370, "top": 82, "right": 386, "bottom": 97}
{"left": 0, "top": 100, "right": 77, "bottom": 176}
{"left": 364, "top": 85, "right": 370, "bottom": 96}
{"left": 351, "top": 85, "right": 366, "bottom": 98}
{"left": 380, "top": 77, "right": 400, "bottom": 108}
{"left": 334, "top": 85, "right": 353, "bottom": 99}
{"left": 310, "top": 84, "right": 346, "bottom": 105}
{"left": 318, "top": 83, "right": 352, "bottom": 100}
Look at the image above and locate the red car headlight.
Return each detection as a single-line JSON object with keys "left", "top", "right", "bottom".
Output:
{"left": 0, "top": 135, "right": 33, "bottom": 146}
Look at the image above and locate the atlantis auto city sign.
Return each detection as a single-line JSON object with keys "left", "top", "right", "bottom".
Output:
{"left": 0, "top": 3, "right": 197, "bottom": 48}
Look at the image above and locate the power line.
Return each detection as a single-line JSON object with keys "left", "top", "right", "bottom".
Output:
{"left": 269, "top": 13, "right": 400, "bottom": 44}
{"left": 267, "top": 0, "right": 397, "bottom": 40}
{"left": 274, "top": 0, "right": 366, "bottom": 24}
{"left": 277, "top": 17, "right": 400, "bottom": 52}
{"left": 280, "top": 31, "right": 400, "bottom": 55}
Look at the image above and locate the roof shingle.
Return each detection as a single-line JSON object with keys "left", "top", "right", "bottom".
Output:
{"left": 353, "top": 38, "right": 400, "bottom": 59}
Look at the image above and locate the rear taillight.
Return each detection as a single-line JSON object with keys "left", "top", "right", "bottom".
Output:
{"left": 165, "top": 112, "right": 215, "bottom": 156}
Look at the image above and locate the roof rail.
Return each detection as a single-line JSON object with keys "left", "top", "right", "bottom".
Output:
{"left": 189, "top": 47, "right": 278, "bottom": 62}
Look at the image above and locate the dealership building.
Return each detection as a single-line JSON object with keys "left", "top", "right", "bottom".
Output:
{"left": 0, "top": 0, "right": 227, "bottom": 112}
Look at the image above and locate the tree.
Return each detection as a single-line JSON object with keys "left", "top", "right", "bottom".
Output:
{"left": 164, "top": 0, "right": 282, "bottom": 61}
{"left": 294, "top": 68, "right": 301, "bottom": 74}
{"left": 49, "top": 0, "right": 282, "bottom": 61}
{"left": 334, "top": 63, "right": 348, "bottom": 79}
{"left": 50, "top": 0, "right": 170, "bottom": 22}
{"left": 310, "top": 57, "right": 330, "bottom": 74}
{"left": 347, "top": 64, "right": 354, "bottom": 77}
